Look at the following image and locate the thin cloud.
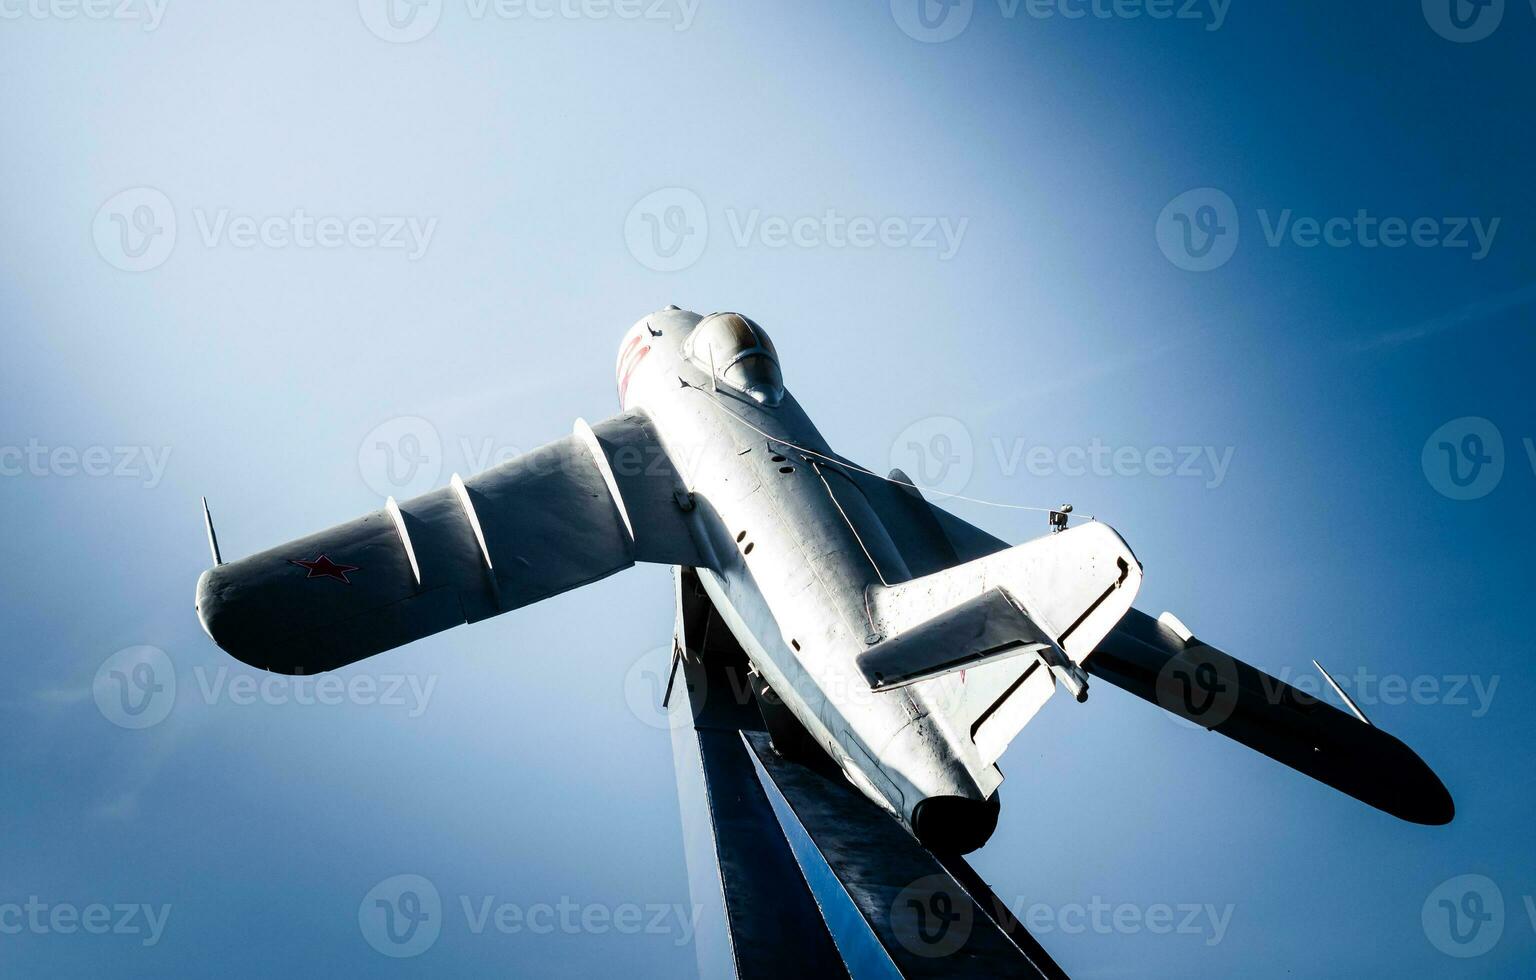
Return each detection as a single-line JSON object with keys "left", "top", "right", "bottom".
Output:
{"left": 976, "top": 329, "right": 1200, "bottom": 419}
{"left": 94, "top": 724, "right": 185, "bottom": 822}
{"left": 1350, "top": 282, "right": 1536, "bottom": 352}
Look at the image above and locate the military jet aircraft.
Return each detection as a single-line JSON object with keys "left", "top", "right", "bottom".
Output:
{"left": 195, "top": 307, "right": 1453, "bottom": 859}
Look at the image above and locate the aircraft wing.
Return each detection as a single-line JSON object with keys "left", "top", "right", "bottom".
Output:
{"left": 841, "top": 463, "right": 1453, "bottom": 825}
{"left": 196, "top": 413, "right": 711, "bottom": 674}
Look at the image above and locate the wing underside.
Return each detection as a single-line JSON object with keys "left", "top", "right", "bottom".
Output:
{"left": 196, "top": 412, "right": 707, "bottom": 674}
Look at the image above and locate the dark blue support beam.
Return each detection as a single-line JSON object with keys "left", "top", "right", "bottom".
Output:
{"left": 669, "top": 621, "right": 848, "bottom": 979}
{"left": 668, "top": 565, "right": 1067, "bottom": 979}
{"left": 745, "top": 731, "right": 1067, "bottom": 979}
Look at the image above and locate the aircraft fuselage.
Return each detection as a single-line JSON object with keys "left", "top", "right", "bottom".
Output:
{"left": 618, "top": 308, "right": 998, "bottom": 850}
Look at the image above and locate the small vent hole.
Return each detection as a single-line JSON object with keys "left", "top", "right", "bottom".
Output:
{"left": 743, "top": 542, "right": 755, "bottom": 555}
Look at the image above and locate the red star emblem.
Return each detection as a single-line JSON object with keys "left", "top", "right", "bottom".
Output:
{"left": 288, "top": 554, "right": 359, "bottom": 584}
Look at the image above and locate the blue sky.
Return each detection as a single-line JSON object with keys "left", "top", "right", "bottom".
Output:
{"left": 2, "top": 1, "right": 1533, "bottom": 976}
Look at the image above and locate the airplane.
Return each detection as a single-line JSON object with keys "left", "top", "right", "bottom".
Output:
{"left": 194, "top": 306, "right": 1454, "bottom": 864}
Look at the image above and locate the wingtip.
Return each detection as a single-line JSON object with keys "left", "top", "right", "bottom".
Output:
{"left": 1414, "top": 771, "right": 1457, "bottom": 826}
{"left": 1378, "top": 732, "right": 1456, "bottom": 826}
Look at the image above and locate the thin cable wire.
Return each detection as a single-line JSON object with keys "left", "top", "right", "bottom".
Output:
{"left": 807, "top": 458, "right": 891, "bottom": 590}
{"left": 683, "top": 381, "right": 1098, "bottom": 524}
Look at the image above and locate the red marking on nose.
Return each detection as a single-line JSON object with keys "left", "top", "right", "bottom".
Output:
{"left": 618, "top": 344, "right": 651, "bottom": 403}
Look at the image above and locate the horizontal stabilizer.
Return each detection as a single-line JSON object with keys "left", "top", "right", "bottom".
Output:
{"left": 857, "top": 588, "right": 1056, "bottom": 692}
{"left": 866, "top": 522, "right": 1142, "bottom": 773}
{"left": 871, "top": 521, "right": 1142, "bottom": 666}
{"left": 1090, "top": 608, "right": 1455, "bottom": 825}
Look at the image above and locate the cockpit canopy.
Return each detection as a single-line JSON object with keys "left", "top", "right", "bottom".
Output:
{"left": 684, "top": 312, "right": 785, "bottom": 407}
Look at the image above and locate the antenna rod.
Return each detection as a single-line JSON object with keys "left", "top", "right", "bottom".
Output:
{"left": 1313, "top": 659, "right": 1372, "bottom": 727}
{"left": 202, "top": 496, "right": 224, "bottom": 566}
